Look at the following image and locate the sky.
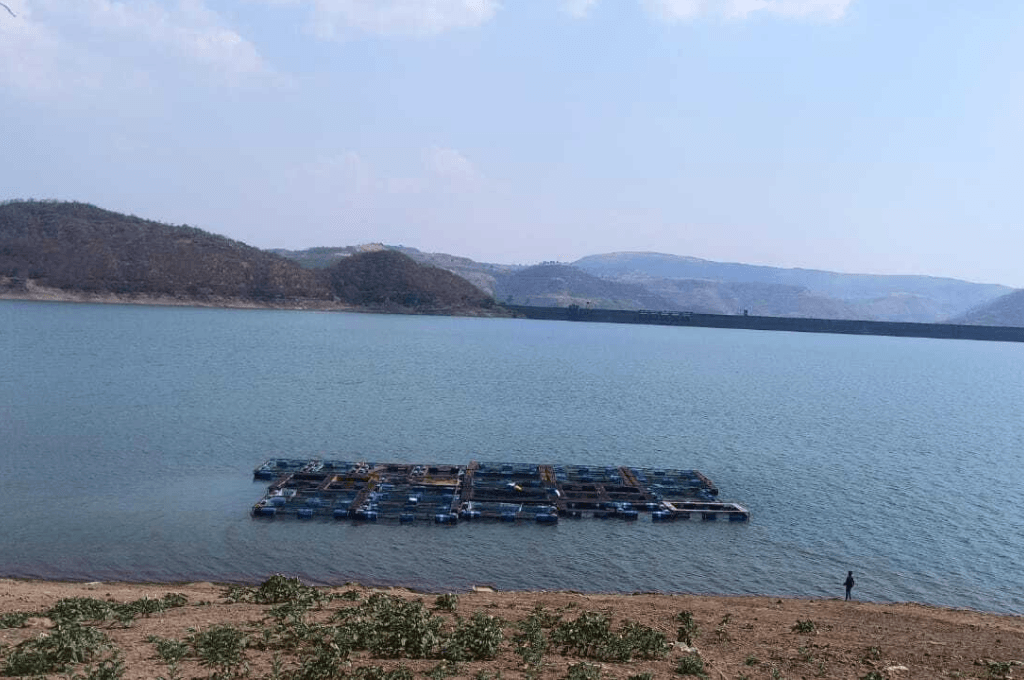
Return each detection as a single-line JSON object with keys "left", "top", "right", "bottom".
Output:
{"left": 1, "top": 1, "right": 1022, "bottom": 286}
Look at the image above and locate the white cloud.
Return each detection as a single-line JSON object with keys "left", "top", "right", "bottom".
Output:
{"left": 560, "top": 0, "right": 597, "bottom": 19}
{"left": 0, "top": 0, "right": 268, "bottom": 97}
{"left": 427, "top": 146, "right": 481, "bottom": 189}
{"left": 0, "top": 5, "right": 70, "bottom": 94}
{"left": 644, "top": 0, "right": 851, "bottom": 21}
{"left": 263, "top": 0, "right": 499, "bottom": 38}
{"left": 61, "top": 0, "right": 267, "bottom": 75}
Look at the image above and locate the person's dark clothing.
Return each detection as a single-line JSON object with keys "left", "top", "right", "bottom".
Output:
{"left": 844, "top": 572, "right": 855, "bottom": 601}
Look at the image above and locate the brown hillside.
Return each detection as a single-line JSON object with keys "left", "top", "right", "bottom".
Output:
{"left": 0, "top": 200, "right": 500, "bottom": 314}
{"left": 0, "top": 200, "right": 328, "bottom": 301}
{"left": 328, "top": 249, "right": 495, "bottom": 311}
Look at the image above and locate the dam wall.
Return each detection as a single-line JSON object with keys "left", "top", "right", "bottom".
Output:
{"left": 504, "top": 305, "right": 1024, "bottom": 343}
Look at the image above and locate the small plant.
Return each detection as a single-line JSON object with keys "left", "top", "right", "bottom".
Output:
{"left": 985, "top": 661, "right": 1013, "bottom": 680}
{"left": 744, "top": 655, "right": 760, "bottom": 666}
{"left": 565, "top": 662, "right": 602, "bottom": 680}
{"left": 675, "top": 652, "right": 707, "bottom": 677}
{"left": 0, "top": 611, "right": 32, "bottom": 628}
{"left": 515, "top": 610, "right": 549, "bottom": 675}
{"left": 47, "top": 597, "right": 114, "bottom": 624}
{"left": 444, "top": 612, "right": 505, "bottom": 661}
{"left": 608, "top": 620, "right": 668, "bottom": 661}
{"left": 188, "top": 624, "right": 248, "bottom": 678}
{"left": 627, "top": 674, "right": 654, "bottom": 680}
{"left": 792, "top": 619, "right": 817, "bottom": 634}
{"left": 291, "top": 633, "right": 353, "bottom": 680}
{"left": 333, "top": 592, "right": 444, "bottom": 659}
{"left": 339, "top": 589, "right": 362, "bottom": 601}
{"left": 2, "top": 622, "right": 111, "bottom": 676}
{"left": 65, "top": 652, "right": 125, "bottom": 680}
{"left": 433, "top": 593, "right": 459, "bottom": 612}
{"left": 714, "top": 613, "right": 731, "bottom": 641}
{"left": 161, "top": 592, "right": 189, "bottom": 608}
{"left": 147, "top": 635, "right": 189, "bottom": 665}
{"left": 675, "top": 610, "right": 699, "bottom": 645}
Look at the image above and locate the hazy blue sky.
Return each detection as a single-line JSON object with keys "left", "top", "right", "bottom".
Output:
{"left": 2, "top": 1, "right": 1021, "bottom": 285}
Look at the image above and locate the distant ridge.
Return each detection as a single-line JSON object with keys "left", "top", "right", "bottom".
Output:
{"left": 492, "top": 263, "right": 678, "bottom": 311}
{"left": 951, "top": 289, "right": 1024, "bottom": 327}
{"left": 570, "top": 251, "right": 1011, "bottom": 322}
{"left": 0, "top": 200, "right": 500, "bottom": 315}
{"left": 273, "top": 246, "right": 1013, "bottom": 323}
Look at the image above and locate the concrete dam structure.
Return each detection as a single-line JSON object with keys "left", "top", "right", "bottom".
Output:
{"left": 505, "top": 305, "right": 1024, "bottom": 343}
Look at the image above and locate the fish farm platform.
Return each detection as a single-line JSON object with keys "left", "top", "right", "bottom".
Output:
{"left": 252, "top": 459, "right": 750, "bottom": 523}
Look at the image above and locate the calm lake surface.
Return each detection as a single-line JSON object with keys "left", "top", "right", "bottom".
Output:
{"left": 2, "top": 300, "right": 1023, "bottom": 614}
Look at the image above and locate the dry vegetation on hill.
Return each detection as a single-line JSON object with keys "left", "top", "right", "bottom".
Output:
{"left": 0, "top": 201, "right": 500, "bottom": 315}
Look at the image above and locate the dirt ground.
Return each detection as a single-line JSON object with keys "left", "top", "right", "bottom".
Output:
{"left": 1, "top": 579, "right": 1021, "bottom": 680}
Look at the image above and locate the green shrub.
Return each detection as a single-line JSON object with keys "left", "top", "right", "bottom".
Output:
{"left": 433, "top": 594, "right": 459, "bottom": 612}
{"left": 2, "top": 622, "right": 111, "bottom": 676}
{"left": 609, "top": 620, "right": 668, "bottom": 661}
{"left": 564, "top": 662, "right": 602, "bottom": 680}
{"left": 0, "top": 612, "right": 32, "bottom": 629}
{"left": 47, "top": 597, "right": 114, "bottom": 624}
{"left": 514, "top": 610, "right": 549, "bottom": 668}
{"left": 146, "top": 635, "right": 189, "bottom": 665}
{"left": 551, "top": 611, "right": 613, "bottom": 658}
{"left": 792, "top": 619, "right": 817, "bottom": 634}
{"left": 189, "top": 625, "right": 248, "bottom": 677}
{"left": 290, "top": 633, "right": 353, "bottom": 680}
{"left": 443, "top": 612, "right": 505, "bottom": 661}
{"left": 333, "top": 593, "right": 444, "bottom": 659}
{"left": 65, "top": 652, "right": 125, "bottom": 680}
{"left": 675, "top": 652, "right": 707, "bottom": 677}
{"left": 675, "top": 610, "right": 699, "bottom": 645}
{"left": 550, "top": 611, "right": 667, "bottom": 662}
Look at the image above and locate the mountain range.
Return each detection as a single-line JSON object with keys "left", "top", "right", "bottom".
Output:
{"left": 2, "top": 199, "right": 1022, "bottom": 326}
{"left": 282, "top": 247, "right": 1015, "bottom": 325}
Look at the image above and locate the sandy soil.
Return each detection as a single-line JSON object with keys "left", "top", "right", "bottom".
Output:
{"left": 1, "top": 579, "right": 1021, "bottom": 679}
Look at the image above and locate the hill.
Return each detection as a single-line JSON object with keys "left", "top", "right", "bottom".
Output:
{"left": 951, "top": 289, "right": 1024, "bottom": 327}
{"left": 327, "top": 249, "right": 494, "bottom": 311}
{"left": 271, "top": 244, "right": 518, "bottom": 298}
{"left": 0, "top": 200, "right": 328, "bottom": 302}
{"left": 573, "top": 251, "right": 1012, "bottom": 322}
{"left": 0, "top": 200, "right": 499, "bottom": 315}
{"left": 492, "top": 263, "right": 679, "bottom": 310}
{"left": 276, "top": 245, "right": 1012, "bottom": 322}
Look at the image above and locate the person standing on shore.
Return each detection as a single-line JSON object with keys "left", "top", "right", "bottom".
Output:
{"left": 844, "top": 571, "right": 855, "bottom": 601}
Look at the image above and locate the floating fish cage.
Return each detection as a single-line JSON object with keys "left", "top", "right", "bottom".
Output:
{"left": 252, "top": 459, "right": 749, "bottom": 523}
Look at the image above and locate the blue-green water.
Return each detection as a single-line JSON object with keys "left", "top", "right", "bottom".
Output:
{"left": 2, "top": 300, "right": 1023, "bottom": 613}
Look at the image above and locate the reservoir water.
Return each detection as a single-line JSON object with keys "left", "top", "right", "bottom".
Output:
{"left": 1, "top": 300, "right": 1023, "bottom": 614}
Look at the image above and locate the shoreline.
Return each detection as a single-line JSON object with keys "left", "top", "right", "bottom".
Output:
{"left": 2, "top": 578, "right": 1022, "bottom": 679}
{"left": 0, "top": 283, "right": 512, "bottom": 317}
